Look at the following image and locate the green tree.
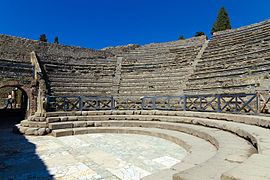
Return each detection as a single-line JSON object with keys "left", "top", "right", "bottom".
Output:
{"left": 39, "top": 34, "right": 47, "bottom": 42}
{"left": 54, "top": 36, "right": 59, "bottom": 44}
{"left": 178, "top": 35, "right": 185, "bottom": 40}
{"left": 195, "top": 32, "right": 205, "bottom": 37}
{"left": 211, "top": 7, "right": 231, "bottom": 34}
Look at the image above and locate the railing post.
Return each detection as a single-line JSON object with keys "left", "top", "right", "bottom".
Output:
{"left": 217, "top": 94, "right": 221, "bottom": 113}
{"left": 256, "top": 92, "right": 259, "bottom": 114}
{"left": 152, "top": 97, "right": 156, "bottom": 110}
{"left": 64, "top": 97, "right": 67, "bottom": 111}
{"left": 111, "top": 96, "right": 115, "bottom": 110}
{"left": 141, "top": 97, "right": 144, "bottom": 110}
{"left": 79, "top": 96, "right": 83, "bottom": 111}
{"left": 183, "top": 95, "right": 187, "bottom": 111}
{"left": 97, "top": 97, "right": 100, "bottom": 110}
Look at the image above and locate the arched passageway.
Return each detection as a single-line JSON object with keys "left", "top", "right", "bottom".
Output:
{"left": 0, "top": 86, "right": 29, "bottom": 128}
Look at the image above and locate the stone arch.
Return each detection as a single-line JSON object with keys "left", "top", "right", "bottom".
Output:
{"left": 0, "top": 80, "right": 37, "bottom": 118}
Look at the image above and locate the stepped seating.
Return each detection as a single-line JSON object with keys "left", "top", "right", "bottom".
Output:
{"left": 0, "top": 59, "right": 33, "bottom": 79}
{"left": 18, "top": 110, "right": 270, "bottom": 179}
{"left": 118, "top": 37, "right": 205, "bottom": 98}
{"left": 42, "top": 57, "right": 117, "bottom": 96}
{"left": 185, "top": 20, "right": 270, "bottom": 95}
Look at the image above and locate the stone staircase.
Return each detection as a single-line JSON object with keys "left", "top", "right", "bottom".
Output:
{"left": 185, "top": 20, "right": 270, "bottom": 95}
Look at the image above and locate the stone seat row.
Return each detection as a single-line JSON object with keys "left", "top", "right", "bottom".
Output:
{"left": 196, "top": 51, "right": 270, "bottom": 73}
{"left": 210, "top": 24, "right": 270, "bottom": 42}
{"left": 121, "top": 62, "right": 192, "bottom": 71}
{"left": 184, "top": 84, "right": 256, "bottom": 95}
{"left": 195, "top": 56, "right": 269, "bottom": 73}
{"left": 0, "top": 59, "right": 34, "bottom": 78}
{"left": 50, "top": 122, "right": 254, "bottom": 180}
{"left": 190, "top": 62, "right": 270, "bottom": 80}
{"left": 211, "top": 24, "right": 270, "bottom": 43}
{"left": 122, "top": 56, "right": 176, "bottom": 64}
{"left": 47, "top": 76, "right": 113, "bottom": 83}
{"left": 29, "top": 109, "right": 270, "bottom": 179}
{"left": 200, "top": 45, "right": 270, "bottom": 63}
{"left": 118, "top": 90, "right": 182, "bottom": 97}
{"left": 211, "top": 30, "right": 270, "bottom": 47}
{"left": 202, "top": 42, "right": 270, "bottom": 62}
{"left": 121, "top": 70, "right": 191, "bottom": 79}
{"left": 212, "top": 20, "right": 270, "bottom": 38}
{"left": 46, "top": 70, "right": 115, "bottom": 78}
{"left": 205, "top": 41, "right": 269, "bottom": 58}
{"left": 44, "top": 64, "right": 116, "bottom": 72}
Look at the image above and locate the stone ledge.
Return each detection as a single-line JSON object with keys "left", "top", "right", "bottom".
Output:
{"left": 51, "top": 121, "right": 255, "bottom": 180}
{"left": 221, "top": 154, "right": 270, "bottom": 180}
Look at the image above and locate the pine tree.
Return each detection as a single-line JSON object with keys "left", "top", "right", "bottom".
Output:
{"left": 195, "top": 32, "right": 205, "bottom": 37}
{"left": 178, "top": 35, "right": 185, "bottom": 40}
{"left": 211, "top": 7, "right": 231, "bottom": 34}
{"left": 54, "top": 36, "right": 59, "bottom": 44}
{"left": 39, "top": 34, "right": 47, "bottom": 42}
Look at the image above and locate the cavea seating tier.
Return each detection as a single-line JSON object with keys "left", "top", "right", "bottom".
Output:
{"left": 51, "top": 122, "right": 255, "bottom": 180}
{"left": 118, "top": 37, "right": 206, "bottom": 97}
{"left": 0, "top": 59, "right": 34, "bottom": 78}
{"left": 37, "top": 110, "right": 270, "bottom": 180}
{"left": 16, "top": 108, "right": 270, "bottom": 180}
{"left": 184, "top": 20, "right": 270, "bottom": 95}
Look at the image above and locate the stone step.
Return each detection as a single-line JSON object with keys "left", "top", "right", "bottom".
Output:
{"left": 49, "top": 82, "right": 113, "bottom": 87}
{"left": 51, "top": 125, "right": 215, "bottom": 180}
{"left": 51, "top": 91, "right": 112, "bottom": 96}
{"left": 193, "top": 58, "right": 268, "bottom": 76}
{"left": 121, "top": 76, "right": 186, "bottom": 83}
{"left": 51, "top": 120, "right": 256, "bottom": 180}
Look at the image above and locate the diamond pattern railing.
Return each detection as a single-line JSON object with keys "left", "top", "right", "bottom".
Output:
{"left": 46, "top": 93, "right": 268, "bottom": 115}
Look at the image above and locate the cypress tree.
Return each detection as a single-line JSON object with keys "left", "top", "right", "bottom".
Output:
{"left": 39, "top": 34, "right": 47, "bottom": 42}
{"left": 54, "top": 36, "right": 59, "bottom": 44}
{"left": 211, "top": 7, "right": 231, "bottom": 34}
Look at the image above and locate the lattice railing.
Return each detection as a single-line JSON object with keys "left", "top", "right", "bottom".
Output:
{"left": 142, "top": 96, "right": 185, "bottom": 110}
{"left": 185, "top": 94, "right": 257, "bottom": 114}
{"left": 258, "top": 91, "right": 270, "bottom": 113}
{"left": 46, "top": 93, "right": 270, "bottom": 115}
{"left": 46, "top": 96, "right": 114, "bottom": 111}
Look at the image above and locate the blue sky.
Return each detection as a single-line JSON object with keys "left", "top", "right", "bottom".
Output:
{"left": 0, "top": 0, "right": 269, "bottom": 49}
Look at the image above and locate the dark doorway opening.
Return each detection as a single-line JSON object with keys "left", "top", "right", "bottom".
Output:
{"left": 0, "top": 86, "right": 28, "bottom": 128}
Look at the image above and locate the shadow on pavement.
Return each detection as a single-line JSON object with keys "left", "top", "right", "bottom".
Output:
{"left": 0, "top": 110, "right": 53, "bottom": 179}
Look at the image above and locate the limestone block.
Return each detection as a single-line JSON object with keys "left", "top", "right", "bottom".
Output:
{"left": 37, "top": 128, "right": 46, "bottom": 135}
{"left": 67, "top": 116, "right": 78, "bottom": 121}
{"left": 25, "top": 127, "right": 39, "bottom": 135}
{"left": 86, "top": 122, "right": 95, "bottom": 127}
{"left": 45, "top": 128, "right": 51, "bottom": 134}
{"left": 221, "top": 154, "right": 270, "bottom": 180}
{"left": 94, "top": 122, "right": 102, "bottom": 127}
{"left": 81, "top": 111, "right": 88, "bottom": 116}
{"left": 60, "top": 116, "right": 68, "bottom": 122}
{"left": 73, "top": 121, "right": 87, "bottom": 128}
{"left": 46, "top": 117, "right": 60, "bottom": 123}
{"left": 20, "top": 120, "right": 30, "bottom": 127}
{"left": 75, "top": 111, "right": 82, "bottom": 116}
{"left": 49, "top": 122, "right": 73, "bottom": 130}
{"left": 52, "top": 129, "right": 73, "bottom": 137}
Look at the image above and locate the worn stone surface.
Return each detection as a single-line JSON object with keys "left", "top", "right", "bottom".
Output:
{"left": 0, "top": 128, "right": 190, "bottom": 180}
